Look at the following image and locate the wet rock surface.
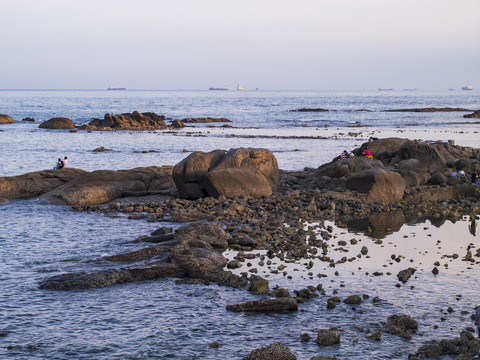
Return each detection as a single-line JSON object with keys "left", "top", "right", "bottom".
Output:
{"left": 242, "top": 343, "right": 297, "bottom": 360}
{"left": 181, "top": 117, "right": 232, "bottom": 123}
{"left": 40, "top": 222, "right": 247, "bottom": 290}
{"left": 413, "top": 330, "right": 478, "bottom": 358}
{"left": 226, "top": 298, "right": 298, "bottom": 313}
{"left": 315, "top": 328, "right": 341, "bottom": 345}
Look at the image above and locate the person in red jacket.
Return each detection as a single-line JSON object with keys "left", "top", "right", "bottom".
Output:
{"left": 363, "top": 148, "right": 372, "bottom": 158}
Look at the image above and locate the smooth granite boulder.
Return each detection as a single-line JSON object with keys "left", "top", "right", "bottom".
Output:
{"left": 41, "top": 166, "right": 174, "bottom": 205}
{"left": 0, "top": 168, "right": 87, "bottom": 200}
{"left": 39, "top": 117, "right": 75, "bottom": 129}
{"left": 173, "top": 148, "right": 278, "bottom": 199}
{"left": 0, "top": 114, "right": 15, "bottom": 124}
{"left": 346, "top": 167, "right": 406, "bottom": 202}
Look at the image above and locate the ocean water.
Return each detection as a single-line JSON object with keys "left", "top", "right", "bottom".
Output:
{"left": 1, "top": 90, "right": 480, "bottom": 359}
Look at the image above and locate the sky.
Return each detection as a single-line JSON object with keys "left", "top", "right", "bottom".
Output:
{"left": 1, "top": 0, "right": 479, "bottom": 90}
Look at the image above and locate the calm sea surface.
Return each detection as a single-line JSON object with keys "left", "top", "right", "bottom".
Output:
{"left": 1, "top": 90, "right": 479, "bottom": 359}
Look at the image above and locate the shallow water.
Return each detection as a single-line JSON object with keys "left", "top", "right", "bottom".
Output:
{"left": 1, "top": 201, "right": 479, "bottom": 359}
{"left": 1, "top": 90, "right": 480, "bottom": 359}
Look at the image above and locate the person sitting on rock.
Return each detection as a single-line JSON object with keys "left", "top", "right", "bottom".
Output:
{"left": 54, "top": 158, "right": 64, "bottom": 170}
{"left": 369, "top": 137, "right": 379, "bottom": 141}
{"left": 363, "top": 148, "right": 373, "bottom": 158}
{"left": 459, "top": 170, "right": 467, "bottom": 182}
{"left": 340, "top": 150, "right": 349, "bottom": 159}
{"left": 63, "top": 156, "right": 68, "bottom": 168}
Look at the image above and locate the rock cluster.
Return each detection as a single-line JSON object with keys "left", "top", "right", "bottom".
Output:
{"left": 39, "top": 222, "right": 247, "bottom": 290}
{"left": 464, "top": 110, "right": 480, "bottom": 118}
{"left": 78, "top": 111, "right": 168, "bottom": 131}
{"left": 295, "top": 138, "right": 480, "bottom": 202}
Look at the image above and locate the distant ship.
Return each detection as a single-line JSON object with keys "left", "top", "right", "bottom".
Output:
{"left": 461, "top": 84, "right": 473, "bottom": 91}
{"left": 378, "top": 88, "right": 394, "bottom": 91}
{"left": 107, "top": 86, "right": 126, "bottom": 90}
{"left": 209, "top": 87, "right": 228, "bottom": 90}
{"left": 402, "top": 88, "right": 417, "bottom": 91}
{"left": 449, "top": 87, "right": 455, "bottom": 91}
{"left": 236, "top": 85, "right": 245, "bottom": 90}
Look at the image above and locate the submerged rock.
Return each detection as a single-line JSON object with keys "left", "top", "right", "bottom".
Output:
{"left": 242, "top": 343, "right": 296, "bottom": 360}
{"left": 384, "top": 314, "right": 418, "bottom": 339}
{"left": 315, "top": 328, "right": 341, "bottom": 345}
{"left": 79, "top": 111, "right": 167, "bottom": 131}
{"left": 226, "top": 298, "right": 298, "bottom": 312}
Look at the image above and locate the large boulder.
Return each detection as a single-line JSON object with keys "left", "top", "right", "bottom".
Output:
{"left": 80, "top": 111, "right": 168, "bottom": 131}
{"left": 0, "top": 114, "right": 15, "bottom": 124}
{"left": 173, "top": 150, "right": 226, "bottom": 199}
{"left": 0, "top": 168, "right": 87, "bottom": 200}
{"left": 316, "top": 157, "right": 385, "bottom": 178}
{"left": 345, "top": 167, "right": 406, "bottom": 202}
{"left": 173, "top": 148, "right": 278, "bottom": 199}
{"left": 204, "top": 167, "right": 272, "bottom": 198}
{"left": 39, "top": 117, "right": 75, "bottom": 129}
{"left": 41, "top": 166, "right": 174, "bottom": 205}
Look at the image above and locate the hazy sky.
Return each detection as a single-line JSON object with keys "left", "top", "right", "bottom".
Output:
{"left": 1, "top": 0, "right": 479, "bottom": 90}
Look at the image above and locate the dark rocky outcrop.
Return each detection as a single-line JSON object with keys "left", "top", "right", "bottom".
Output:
{"left": 385, "top": 107, "right": 472, "bottom": 112}
{"left": 0, "top": 114, "right": 15, "bottom": 124}
{"left": 242, "top": 343, "right": 297, "bottom": 360}
{"left": 291, "top": 108, "right": 329, "bottom": 112}
{"left": 414, "top": 330, "right": 478, "bottom": 358}
{"left": 40, "top": 222, "right": 247, "bottom": 290}
{"left": 78, "top": 111, "right": 167, "bottom": 131}
{"left": 226, "top": 298, "right": 298, "bottom": 312}
{"left": 297, "top": 137, "right": 480, "bottom": 203}
{"left": 39, "top": 117, "right": 75, "bottom": 129}
{"left": 397, "top": 268, "right": 416, "bottom": 283}
{"left": 0, "top": 168, "right": 87, "bottom": 200}
{"left": 346, "top": 167, "right": 406, "bottom": 202}
{"left": 181, "top": 117, "right": 232, "bottom": 123}
{"left": 173, "top": 148, "right": 278, "bottom": 199}
{"left": 171, "top": 119, "right": 185, "bottom": 128}
{"left": 384, "top": 314, "right": 418, "bottom": 339}
{"left": 40, "top": 166, "right": 174, "bottom": 205}
{"left": 464, "top": 110, "right": 480, "bottom": 118}
{"left": 315, "top": 328, "right": 341, "bottom": 345}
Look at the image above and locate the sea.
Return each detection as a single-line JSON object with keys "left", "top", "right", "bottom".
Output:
{"left": 1, "top": 90, "right": 480, "bottom": 359}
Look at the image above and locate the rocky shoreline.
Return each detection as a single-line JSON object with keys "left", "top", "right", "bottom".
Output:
{"left": 2, "top": 137, "right": 480, "bottom": 359}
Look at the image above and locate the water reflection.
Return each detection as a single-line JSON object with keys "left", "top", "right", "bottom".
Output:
{"left": 338, "top": 211, "right": 459, "bottom": 239}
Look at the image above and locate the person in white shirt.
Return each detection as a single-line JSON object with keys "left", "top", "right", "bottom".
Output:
{"left": 63, "top": 156, "right": 68, "bottom": 167}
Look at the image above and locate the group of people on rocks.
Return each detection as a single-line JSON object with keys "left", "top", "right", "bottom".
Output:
{"left": 53, "top": 156, "right": 68, "bottom": 170}
{"left": 340, "top": 148, "right": 373, "bottom": 159}
{"left": 451, "top": 169, "right": 479, "bottom": 185}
